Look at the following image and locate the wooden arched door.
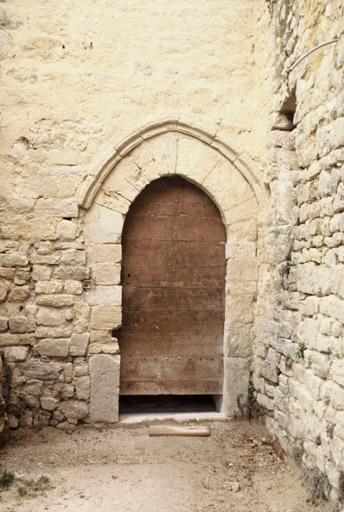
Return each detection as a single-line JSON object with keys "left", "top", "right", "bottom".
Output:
{"left": 119, "top": 176, "right": 226, "bottom": 395}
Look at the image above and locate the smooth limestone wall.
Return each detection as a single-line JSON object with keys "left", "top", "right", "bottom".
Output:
{"left": 254, "top": 0, "right": 344, "bottom": 503}
{"left": 0, "top": 1, "right": 271, "bottom": 431}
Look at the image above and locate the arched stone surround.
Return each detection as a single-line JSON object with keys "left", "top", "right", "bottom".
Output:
{"left": 81, "top": 120, "right": 264, "bottom": 422}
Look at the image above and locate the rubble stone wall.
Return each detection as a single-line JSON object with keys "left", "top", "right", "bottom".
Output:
{"left": 254, "top": 0, "right": 344, "bottom": 503}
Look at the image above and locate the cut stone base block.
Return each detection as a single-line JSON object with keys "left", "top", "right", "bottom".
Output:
{"left": 220, "top": 357, "right": 250, "bottom": 417}
{"left": 89, "top": 354, "right": 120, "bottom": 423}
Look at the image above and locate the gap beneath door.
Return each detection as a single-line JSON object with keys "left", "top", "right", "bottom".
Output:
{"left": 119, "top": 395, "right": 226, "bottom": 424}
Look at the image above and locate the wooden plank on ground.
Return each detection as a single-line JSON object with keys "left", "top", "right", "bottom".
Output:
{"left": 149, "top": 425, "right": 210, "bottom": 437}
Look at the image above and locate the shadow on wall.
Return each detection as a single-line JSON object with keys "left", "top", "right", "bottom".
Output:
{"left": 0, "top": 354, "right": 10, "bottom": 444}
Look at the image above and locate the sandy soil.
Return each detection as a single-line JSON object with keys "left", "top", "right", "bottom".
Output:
{"left": 0, "top": 420, "right": 334, "bottom": 512}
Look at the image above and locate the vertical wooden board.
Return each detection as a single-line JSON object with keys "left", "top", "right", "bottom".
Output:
{"left": 119, "top": 176, "right": 226, "bottom": 395}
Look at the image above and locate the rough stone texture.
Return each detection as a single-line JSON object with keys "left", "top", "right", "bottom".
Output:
{"left": 89, "top": 355, "right": 120, "bottom": 423}
{"left": 70, "top": 333, "right": 89, "bottom": 357}
{"left": 222, "top": 358, "right": 250, "bottom": 417}
{"left": 252, "top": 0, "right": 344, "bottom": 504}
{"left": 58, "top": 400, "right": 89, "bottom": 422}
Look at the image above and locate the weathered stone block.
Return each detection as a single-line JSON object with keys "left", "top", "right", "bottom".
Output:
{"left": 90, "top": 305, "right": 121, "bottom": 330}
{"left": 73, "top": 303, "right": 90, "bottom": 333}
{"left": 23, "top": 380, "right": 43, "bottom": 397}
{"left": 257, "top": 393, "right": 274, "bottom": 411}
{"left": 103, "top": 163, "right": 139, "bottom": 201}
{"left": 37, "top": 307, "right": 68, "bottom": 326}
{"left": 304, "top": 350, "right": 330, "bottom": 379}
{"left": 89, "top": 354, "right": 120, "bottom": 423}
{"left": 63, "top": 363, "right": 73, "bottom": 383}
{"left": 2, "top": 346, "right": 29, "bottom": 362}
{"left": 30, "top": 253, "right": 61, "bottom": 265}
{"left": 89, "top": 330, "right": 113, "bottom": 343}
{"left": 174, "top": 135, "right": 221, "bottom": 183}
{"left": 64, "top": 280, "right": 82, "bottom": 295}
{"left": 61, "top": 384, "right": 74, "bottom": 399}
{"left": 0, "top": 333, "right": 32, "bottom": 347}
{"left": 0, "top": 281, "right": 9, "bottom": 303}
{"left": 75, "top": 376, "right": 90, "bottom": 400}
{"left": 22, "top": 360, "right": 61, "bottom": 380}
{"left": 52, "top": 266, "right": 90, "bottom": 280}
{"left": 7, "top": 415, "right": 19, "bottom": 429}
{"left": 37, "top": 338, "right": 69, "bottom": 357}
{"left": 227, "top": 258, "right": 258, "bottom": 282}
{"left": 0, "top": 317, "right": 8, "bottom": 332}
{"left": 60, "top": 249, "right": 86, "bottom": 266}
{"left": 203, "top": 162, "right": 254, "bottom": 214}
{"left": 87, "top": 244, "right": 121, "bottom": 264}
{"left": 59, "top": 400, "right": 88, "bottom": 421}
{"left": 25, "top": 395, "right": 40, "bottom": 409}
{"left": 226, "top": 295, "right": 254, "bottom": 324}
{"left": 57, "top": 219, "right": 77, "bottom": 240}
{"left": 36, "top": 294, "right": 75, "bottom": 307}
{"left": 14, "top": 269, "right": 31, "bottom": 285}
{"left": 8, "top": 286, "right": 30, "bottom": 302}
{"left": 88, "top": 341, "right": 120, "bottom": 354}
{"left": 73, "top": 359, "right": 89, "bottom": 377}
{"left": 35, "top": 280, "right": 63, "bottom": 294}
{"left": 35, "top": 241, "right": 53, "bottom": 255}
{"left": 35, "top": 198, "right": 78, "bottom": 218}
{"left": 32, "top": 265, "right": 52, "bottom": 281}
{"left": 263, "top": 348, "right": 280, "bottom": 383}
{"left": 319, "top": 295, "right": 344, "bottom": 324}
{"left": 224, "top": 323, "right": 252, "bottom": 358}
{"left": 8, "top": 316, "right": 35, "bottom": 333}
{"left": 222, "top": 357, "right": 250, "bottom": 416}
{"left": 91, "top": 263, "right": 121, "bottom": 285}
{"left": 40, "top": 396, "right": 59, "bottom": 411}
{"left": 86, "top": 285, "right": 121, "bottom": 306}
{"left": 36, "top": 325, "right": 73, "bottom": 338}
{"left": 0, "top": 267, "right": 15, "bottom": 279}
{"left": 330, "top": 360, "right": 344, "bottom": 388}
{"left": 84, "top": 203, "right": 123, "bottom": 243}
{"left": 329, "top": 383, "right": 344, "bottom": 411}
{"left": 70, "top": 333, "right": 89, "bottom": 356}
{"left": 95, "top": 189, "right": 131, "bottom": 214}
{"left": 1, "top": 253, "right": 28, "bottom": 267}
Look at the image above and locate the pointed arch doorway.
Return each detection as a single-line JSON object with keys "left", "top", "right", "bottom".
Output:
{"left": 119, "top": 176, "right": 226, "bottom": 407}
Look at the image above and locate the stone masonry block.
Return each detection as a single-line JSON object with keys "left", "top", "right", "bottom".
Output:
{"left": 90, "top": 306, "right": 121, "bottom": 330}
{"left": 70, "top": 333, "right": 90, "bottom": 357}
{"left": 91, "top": 263, "right": 121, "bottom": 285}
{"left": 222, "top": 357, "right": 250, "bottom": 416}
{"left": 89, "top": 354, "right": 120, "bottom": 423}
{"left": 37, "top": 338, "right": 69, "bottom": 357}
{"left": 86, "top": 244, "right": 121, "bottom": 264}
{"left": 84, "top": 203, "right": 123, "bottom": 243}
{"left": 86, "top": 286, "right": 121, "bottom": 306}
{"left": 8, "top": 316, "right": 35, "bottom": 333}
{"left": 2, "top": 346, "right": 29, "bottom": 362}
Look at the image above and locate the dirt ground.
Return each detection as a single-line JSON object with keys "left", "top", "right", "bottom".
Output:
{"left": 0, "top": 420, "right": 334, "bottom": 512}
